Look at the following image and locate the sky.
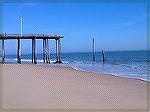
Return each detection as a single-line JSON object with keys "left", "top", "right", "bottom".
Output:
{"left": 2, "top": 2, "right": 148, "bottom": 54}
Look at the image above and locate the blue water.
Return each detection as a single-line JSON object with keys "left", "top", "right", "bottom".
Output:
{"left": 4, "top": 50, "right": 150, "bottom": 82}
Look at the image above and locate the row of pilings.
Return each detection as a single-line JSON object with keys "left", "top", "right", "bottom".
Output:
{"left": 1, "top": 35, "right": 62, "bottom": 64}
{"left": 92, "top": 38, "right": 106, "bottom": 63}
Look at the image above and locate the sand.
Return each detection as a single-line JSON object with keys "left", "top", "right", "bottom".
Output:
{"left": 2, "top": 64, "right": 149, "bottom": 111}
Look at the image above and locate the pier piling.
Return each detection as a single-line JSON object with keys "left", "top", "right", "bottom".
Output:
{"left": 43, "top": 39, "right": 46, "bottom": 63}
{"left": 56, "top": 39, "right": 58, "bottom": 63}
{"left": 0, "top": 34, "right": 63, "bottom": 64}
{"left": 46, "top": 39, "right": 50, "bottom": 63}
{"left": 32, "top": 39, "right": 37, "bottom": 64}
{"left": 17, "top": 39, "right": 21, "bottom": 64}
{"left": 2, "top": 39, "right": 5, "bottom": 63}
{"left": 58, "top": 39, "right": 61, "bottom": 63}
{"left": 55, "top": 39, "right": 62, "bottom": 63}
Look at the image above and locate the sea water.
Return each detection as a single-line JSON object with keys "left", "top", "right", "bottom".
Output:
{"left": 4, "top": 50, "right": 150, "bottom": 82}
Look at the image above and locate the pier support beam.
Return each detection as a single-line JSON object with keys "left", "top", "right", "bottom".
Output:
{"left": 17, "top": 39, "right": 21, "bottom": 64}
{"left": 58, "top": 39, "right": 61, "bottom": 63}
{"left": 32, "top": 39, "right": 37, "bottom": 64}
{"left": 43, "top": 39, "right": 46, "bottom": 63}
{"left": 2, "top": 39, "right": 5, "bottom": 64}
{"left": 55, "top": 39, "right": 62, "bottom": 63}
{"left": 43, "top": 39, "right": 50, "bottom": 64}
{"left": 56, "top": 39, "right": 58, "bottom": 63}
{"left": 46, "top": 39, "right": 50, "bottom": 63}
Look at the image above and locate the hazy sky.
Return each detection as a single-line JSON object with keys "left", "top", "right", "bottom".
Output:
{"left": 3, "top": 2, "right": 147, "bottom": 54}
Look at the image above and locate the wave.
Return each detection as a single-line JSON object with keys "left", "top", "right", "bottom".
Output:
{"left": 4, "top": 58, "right": 70, "bottom": 64}
{"left": 3, "top": 58, "right": 149, "bottom": 82}
{"left": 70, "top": 63, "right": 149, "bottom": 82}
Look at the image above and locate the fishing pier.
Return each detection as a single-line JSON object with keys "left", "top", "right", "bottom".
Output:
{"left": 0, "top": 34, "right": 63, "bottom": 64}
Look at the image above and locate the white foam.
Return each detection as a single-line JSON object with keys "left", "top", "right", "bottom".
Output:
{"left": 22, "top": 59, "right": 32, "bottom": 62}
{"left": 71, "top": 63, "right": 149, "bottom": 82}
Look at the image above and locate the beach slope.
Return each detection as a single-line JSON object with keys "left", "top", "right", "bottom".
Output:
{"left": 2, "top": 64, "right": 149, "bottom": 110}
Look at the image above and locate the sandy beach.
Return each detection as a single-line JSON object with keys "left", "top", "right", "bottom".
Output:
{"left": 2, "top": 64, "right": 149, "bottom": 111}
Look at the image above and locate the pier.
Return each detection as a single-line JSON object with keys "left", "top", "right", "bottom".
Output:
{"left": 0, "top": 34, "right": 63, "bottom": 64}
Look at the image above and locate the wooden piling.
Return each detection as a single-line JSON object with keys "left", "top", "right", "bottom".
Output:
{"left": 102, "top": 50, "right": 105, "bottom": 63}
{"left": 32, "top": 39, "right": 34, "bottom": 63}
{"left": 55, "top": 39, "right": 62, "bottom": 63}
{"left": 17, "top": 39, "right": 21, "bottom": 64}
{"left": 58, "top": 39, "right": 62, "bottom": 63}
{"left": 46, "top": 39, "right": 50, "bottom": 63}
{"left": 92, "top": 38, "right": 95, "bottom": 62}
{"left": 43, "top": 39, "right": 50, "bottom": 63}
{"left": 0, "top": 34, "right": 63, "bottom": 64}
{"left": 55, "top": 39, "right": 58, "bottom": 63}
{"left": 32, "top": 39, "right": 37, "bottom": 64}
{"left": 43, "top": 39, "right": 46, "bottom": 63}
{"left": 34, "top": 39, "right": 37, "bottom": 64}
{"left": 2, "top": 39, "right": 5, "bottom": 63}
{"left": 45, "top": 39, "right": 48, "bottom": 63}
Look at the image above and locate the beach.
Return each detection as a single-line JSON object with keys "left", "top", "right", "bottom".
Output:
{"left": 2, "top": 64, "right": 149, "bottom": 111}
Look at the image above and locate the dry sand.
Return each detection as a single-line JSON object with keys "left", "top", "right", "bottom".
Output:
{"left": 2, "top": 64, "right": 149, "bottom": 111}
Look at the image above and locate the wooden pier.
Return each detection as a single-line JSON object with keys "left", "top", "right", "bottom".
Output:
{"left": 0, "top": 34, "right": 63, "bottom": 64}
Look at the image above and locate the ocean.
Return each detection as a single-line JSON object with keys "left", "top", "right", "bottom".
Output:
{"left": 4, "top": 50, "right": 150, "bottom": 82}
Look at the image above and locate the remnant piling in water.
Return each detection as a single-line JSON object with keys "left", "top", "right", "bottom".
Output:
{"left": 102, "top": 50, "right": 105, "bottom": 63}
{"left": 92, "top": 38, "right": 95, "bottom": 62}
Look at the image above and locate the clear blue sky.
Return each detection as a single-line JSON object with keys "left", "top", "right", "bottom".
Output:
{"left": 3, "top": 2, "right": 147, "bottom": 54}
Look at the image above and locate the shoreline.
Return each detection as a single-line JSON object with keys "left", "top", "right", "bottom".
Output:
{"left": 3, "top": 57, "right": 149, "bottom": 82}
{"left": 37, "top": 63, "right": 150, "bottom": 83}
{"left": 73, "top": 67, "right": 150, "bottom": 83}
{"left": 2, "top": 62, "right": 149, "bottom": 83}
{"left": 2, "top": 64, "right": 149, "bottom": 109}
